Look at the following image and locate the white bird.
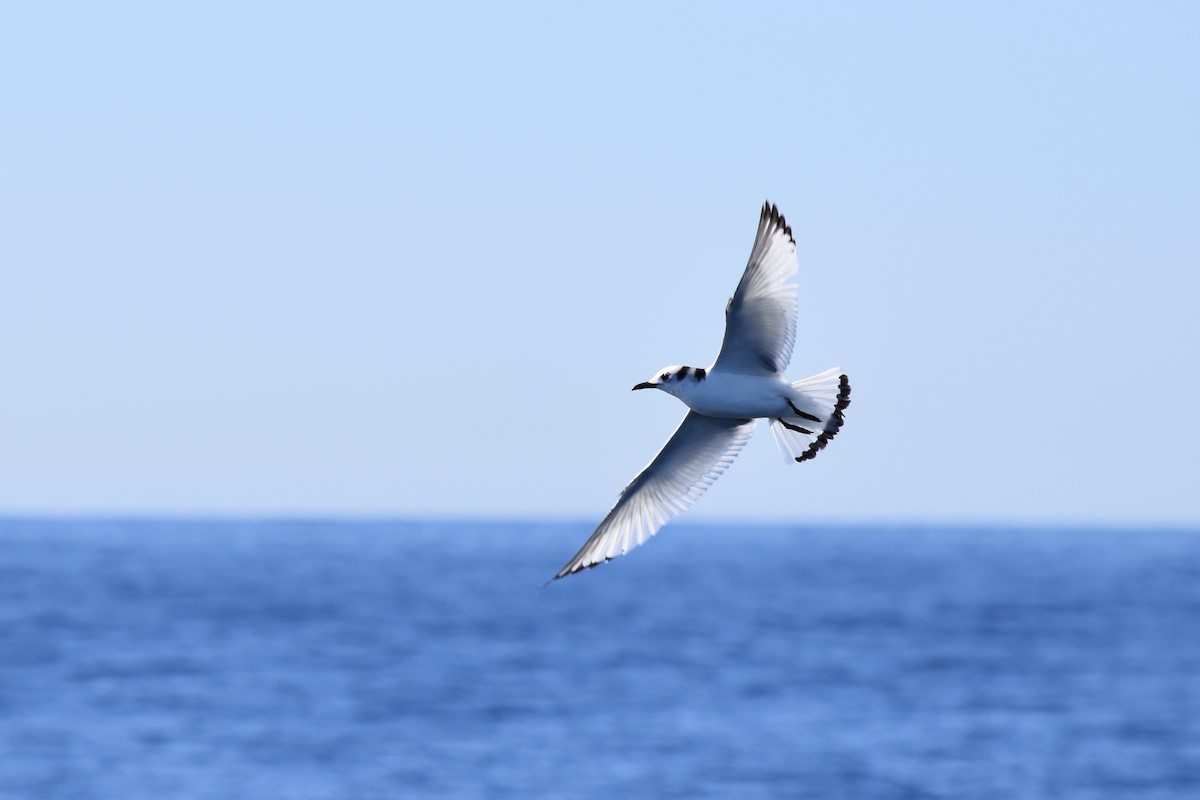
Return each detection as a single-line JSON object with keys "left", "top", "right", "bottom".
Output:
{"left": 552, "top": 202, "right": 851, "bottom": 581}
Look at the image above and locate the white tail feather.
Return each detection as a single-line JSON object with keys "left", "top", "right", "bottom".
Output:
{"left": 770, "top": 370, "right": 851, "bottom": 464}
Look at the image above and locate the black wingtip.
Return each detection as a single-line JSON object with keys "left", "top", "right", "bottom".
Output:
{"left": 547, "top": 551, "right": 616, "bottom": 585}
{"left": 760, "top": 199, "right": 795, "bottom": 245}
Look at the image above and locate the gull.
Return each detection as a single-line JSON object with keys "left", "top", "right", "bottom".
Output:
{"left": 552, "top": 202, "right": 851, "bottom": 581}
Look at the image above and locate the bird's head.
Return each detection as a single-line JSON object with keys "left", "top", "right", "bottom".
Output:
{"left": 633, "top": 365, "right": 697, "bottom": 396}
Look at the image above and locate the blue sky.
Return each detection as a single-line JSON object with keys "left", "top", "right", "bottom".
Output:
{"left": 2, "top": 3, "right": 1197, "bottom": 525}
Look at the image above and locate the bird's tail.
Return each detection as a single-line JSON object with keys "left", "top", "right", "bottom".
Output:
{"left": 769, "top": 368, "right": 851, "bottom": 463}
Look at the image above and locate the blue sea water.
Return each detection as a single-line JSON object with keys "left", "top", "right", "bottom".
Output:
{"left": 1, "top": 520, "right": 1198, "bottom": 800}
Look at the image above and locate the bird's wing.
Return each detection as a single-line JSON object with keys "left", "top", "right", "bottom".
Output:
{"left": 712, "top": 202, "right": 799, "bottom": 375}
{"left": 553, "top": 412, "right": 757, "bottom": 580}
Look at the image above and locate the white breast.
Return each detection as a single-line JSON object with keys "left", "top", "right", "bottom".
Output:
{"left": 677, "top": 371, "right": 791, "bottom": 419}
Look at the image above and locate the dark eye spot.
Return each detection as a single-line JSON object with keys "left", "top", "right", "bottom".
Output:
{"left": 660, "top": 373, "right": 670, "bottom": 382}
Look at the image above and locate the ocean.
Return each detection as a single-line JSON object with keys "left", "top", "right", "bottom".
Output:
{"left": 0, "top": 519, "right": 1197, "bottom": 799}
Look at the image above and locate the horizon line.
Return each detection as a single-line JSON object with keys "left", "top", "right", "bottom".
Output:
{"left": 0, "top": 512, "right": 1196, "bottom": 534}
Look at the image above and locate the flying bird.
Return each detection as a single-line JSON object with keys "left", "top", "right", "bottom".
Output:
{"left": 552, "top": 202, "right": 851, "bottom": 581}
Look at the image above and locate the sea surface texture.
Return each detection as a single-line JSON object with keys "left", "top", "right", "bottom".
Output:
{"left": 1, "top": 519, "right": 1198, "bottom": 799}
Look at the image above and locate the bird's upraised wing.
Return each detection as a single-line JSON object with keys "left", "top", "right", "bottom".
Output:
{"left": 553, "top": 412, "right": 756, "bottom": 580}
{"left": 712, "top": 202, "right": 799, "bottom": 375}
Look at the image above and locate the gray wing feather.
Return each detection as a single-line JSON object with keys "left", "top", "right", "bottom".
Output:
{"left": 553, "top": 412, "right": 756, "bottom": 580}
{"left": 712, "top": 202, "right": 799, "bottom": 375}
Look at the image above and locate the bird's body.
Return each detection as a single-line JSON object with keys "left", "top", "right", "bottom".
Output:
{"left": 552, "top": 202, "right": 850, "bottom": 581}
{"left": 644, "top": 368, "right": 810, "bottom": 420}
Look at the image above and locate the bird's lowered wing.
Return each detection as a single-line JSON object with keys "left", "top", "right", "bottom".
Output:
{"left": 712, "top": 202, "right": 799, "bottom": 375}
{"left": 553, "top": 412, "right": 756, "bottom": 580}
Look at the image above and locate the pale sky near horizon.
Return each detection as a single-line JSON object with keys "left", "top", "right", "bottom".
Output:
{"left": 2, "top": 3, "right": 1198, "bottom": 526}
